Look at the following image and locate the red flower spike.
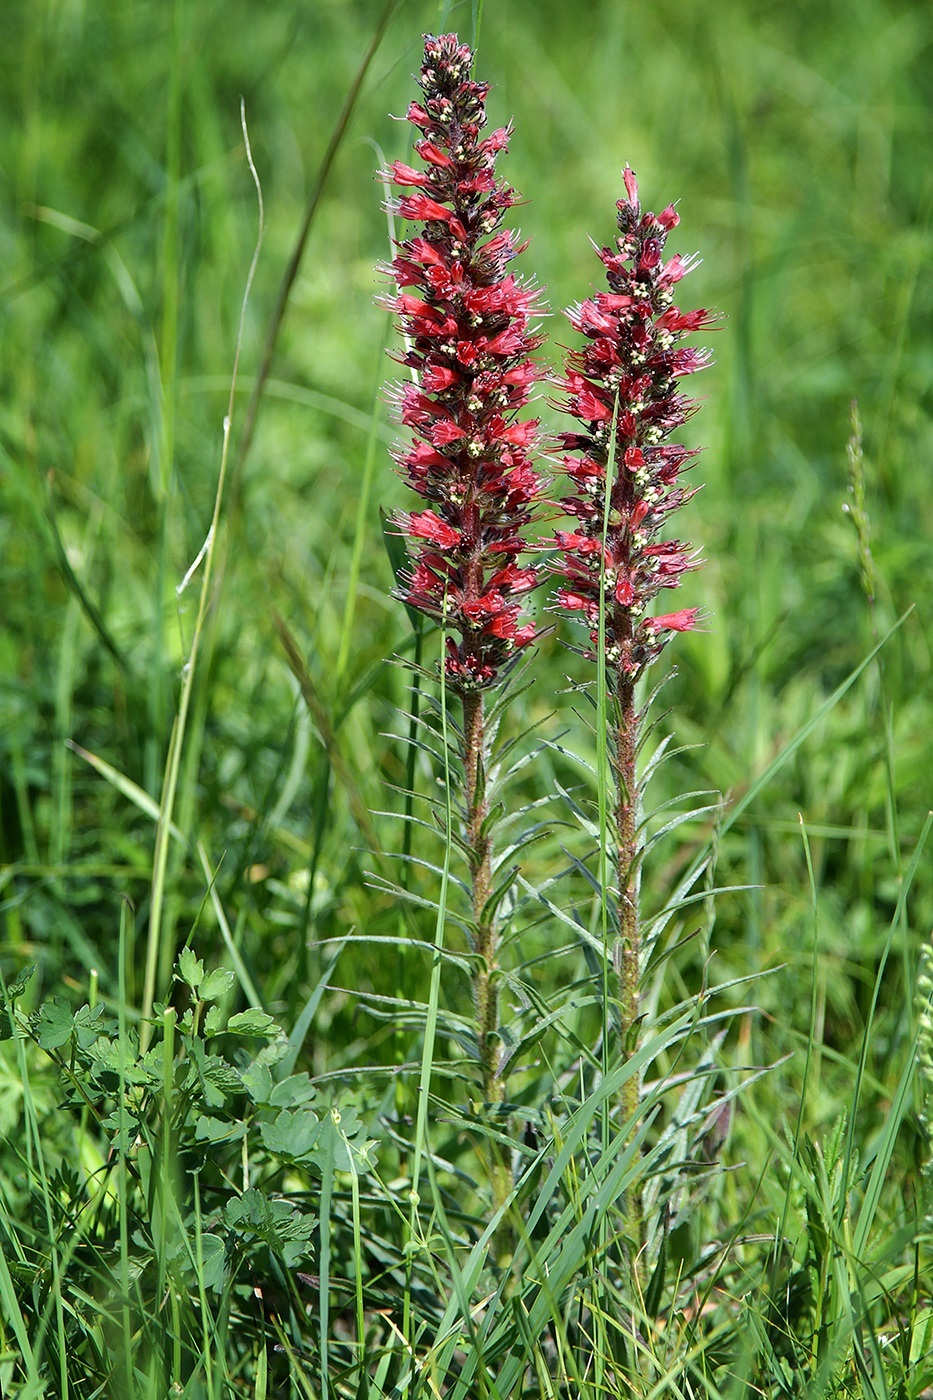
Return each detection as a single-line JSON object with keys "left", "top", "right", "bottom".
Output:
{"left": 551, "top": 167, "right": 713, "bottom": 682}
{"left": 549, "top": 170, "right": 717, "bottom": 1155}
{"left": 384, "top": 34, "right": 543, "bottom": 690}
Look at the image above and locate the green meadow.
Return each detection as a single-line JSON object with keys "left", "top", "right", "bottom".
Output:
{"left": 1, "top": 0, "right": 931, "bottom": 1395}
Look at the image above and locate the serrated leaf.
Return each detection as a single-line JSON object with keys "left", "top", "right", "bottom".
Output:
{"left": 254, "top": 1032, "right": 290, "bottom": 1067}
{"left": 34, "top": 998, "right": 75, "bottom": 1050}
{"left": 227, "top": 1010, "right": 279, "bottom": 1037}
{"left": 102, "top": 1109, "right": 139, "bottom": 1154}
{"left": 260, "top": 1108, "right": 321, "bottom": 1161}
{"left": 177, "top": 947, "right": 204, "bottom": 992}
{"left": 203, "top": 1004, "right": 225, "bottom": 1037}
{"left": 194, "top": 1115, "right": 247, "bottom": 1145}
{"left": 199, "top": 968, "right": 236, "bottom": 1002}
{"left": 242, "top": 1060, "right": 273, "bottom": 1104}
{"left": 203, "top": 1060, "right": 244, "bottom": 1096}
{"left": 223, "top": 1187, "right": 314, "bottom": 1267}
{"left": 197, "top": 1232, "right": 227, "bottom": 1293}
{"left": 270, "top": 1073, "right": 316, "bottom": 1108}
{"left": 73, "top": 1002, "right": 114, "bottom": 1049}
{"left": 6, "top": 964, "right": 37, "bottom": 1003}
{"left": 310, "top": 1106, "right": 369, "bottom": 1173}
{"left": 186, "top": 1039, "right": 240, "bottom": 1108}
{"left": 223, "top": 1187, "right": 267, "bottom": 1231}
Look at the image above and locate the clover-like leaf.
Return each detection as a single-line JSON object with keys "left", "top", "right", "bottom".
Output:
{"left": 260, "top": 1107, "right": 321, "bottom": 1162}
{"left": 203, "top": 1004, "right": 225, "bottom": 1038}
{"left": 222, "top": 1187, "right": 314, "bottom": 1268}
{"left": 194, "top": 1115, "right": 247, "bottom": 1145}
{"left": 198, "top": 968, "right": 236, "bottom": 1002}
{"left": 73, "top": 1003, "right": 115, "bottom": 1050}
{"left": 197, "top": 1233, "right": 227, "bottom": 1293}
{"left": 227, "top": 1010, "right": 279, "bottom": 1038}
{"left": 242, "top": 1060, "right": 273, "bottom": 1105}
{"left": 270, "top": 1073, "right": 315, "bottom": 1109}
{"left": 34, "top": 998, "right": 75, "bottom": 1051}
{"left": 177, "top": 948, "right": 204, "bottom": 992}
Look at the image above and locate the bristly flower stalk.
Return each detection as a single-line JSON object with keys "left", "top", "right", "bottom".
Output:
{"left": 383, "top": 35, "right": 544, "bottom": 1125}
{"left": 551, "top": 166, "right": 713, "bottom": 1148}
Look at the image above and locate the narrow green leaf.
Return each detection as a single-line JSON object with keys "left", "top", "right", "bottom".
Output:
{"left": 644, "top": 1231, "right": 667, "bottom": 1318}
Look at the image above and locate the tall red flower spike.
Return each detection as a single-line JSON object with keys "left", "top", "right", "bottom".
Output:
{"left": 551, "top": 168, "right": 714, "bottom": 1217}
{"left": 552, "top": 165, "right": 712, "bottom": 677}
{"left": 384, "top": 33, "right": 543, "bottom": 693}
{"left": 381, "top": 40, "right": 545, "bottom": 1196}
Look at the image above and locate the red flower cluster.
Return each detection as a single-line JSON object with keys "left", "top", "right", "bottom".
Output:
{"left": 385, "top": 34, "right": 543, "bottom": 690}
{"left": 552, "top": 166, "right": 713, "bottom": 678}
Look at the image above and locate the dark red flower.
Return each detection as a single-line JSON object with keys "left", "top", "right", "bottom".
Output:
{"left": 384, "top": 33, "right": 543, "bottom": 689}
{"left": 551, "top": 166, "right": 712, "bottom": 678}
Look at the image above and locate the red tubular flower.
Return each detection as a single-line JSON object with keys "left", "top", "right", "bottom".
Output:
{"left": 551, "top": 165, "right": 712, "bottom": 678}
{"left": 384, "top": 33, "right": 543, "bottom": 691}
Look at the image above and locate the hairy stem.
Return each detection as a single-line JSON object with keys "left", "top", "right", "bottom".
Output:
{"left": 462, "top": 687, "right": 511, "bottom": 1225}
{"left": 616, "top": 668, "right": 644, "bottom": 1251}
{"left": 462, "top": 689, "right": 500, "bottom": 1106}
{"left": 615, "top": 674, "right": 640, "bottom": 1078}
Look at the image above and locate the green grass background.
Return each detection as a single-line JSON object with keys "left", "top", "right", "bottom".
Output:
{"left": 1, "top": 0, "right": 932, "bottom": 1392}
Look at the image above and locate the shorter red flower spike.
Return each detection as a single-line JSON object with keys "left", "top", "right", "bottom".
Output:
{"left": 384, "top": 34, "right": 544, "bottom": 689}
{"left": 551, "top": 166, "right": 713, "bottom": 677}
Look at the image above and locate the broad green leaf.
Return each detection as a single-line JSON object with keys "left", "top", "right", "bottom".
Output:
{"left": 198, "top": 1233, "right": 227, "bottom": 1294}
{"left": 203, "top": 1004, "right": 225, "bottom": 1037}
{"left": 194, "top": 1114, "right": 247, "bottom": 1145}
{"left": 310, "top": 1106, "right": 369, "bottom": 1173}
{"left": 199, "top": 967, "right": 236, "bottom": 1001}
{"left": 102, "top": 1109, "right": 139, "bottom": 1154}
{"left": 177, "top": 947, "right": 204, "bottom": 992}
{"left": 260, "top": 1107, "right": 321, "bottom": 1161}
{"left": 227, "top": 1010, "right": 279, "bottom": 1037}
{"left": 270, "top": 1072, "right": 316, "bottom": 1108}
{"left": 73, "top": 1002, "right": 113, "bottom": 1049}
{"left": 222, "top": 1188, "right": 314, "bottom": 1267}
{"left": 34, "top": 998, "right": 75, "bottom": 1050}
{"left": 242, "top": 1060, "right": 273, "bottom": 1104}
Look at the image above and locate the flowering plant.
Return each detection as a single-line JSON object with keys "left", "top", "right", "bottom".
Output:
{"left": 551, "top": 166, "right": 713, "bottom": 1154}
{"left": 383, "top": 35, "right": 544, "bottom": 1141}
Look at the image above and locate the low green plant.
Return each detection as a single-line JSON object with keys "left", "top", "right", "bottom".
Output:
{"left": 1, "top": 944, "right": 380, "bottom": 1397}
